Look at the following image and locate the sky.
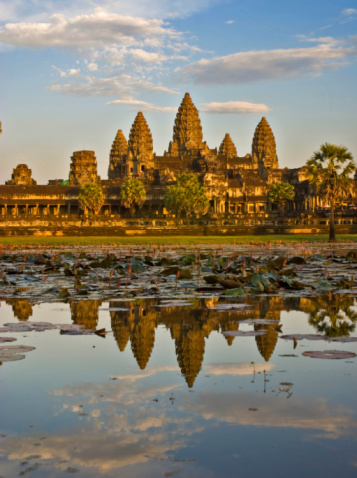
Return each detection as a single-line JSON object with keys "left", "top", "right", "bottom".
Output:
{"left": 0, "top": 0, "right": 356, "bottom": 184}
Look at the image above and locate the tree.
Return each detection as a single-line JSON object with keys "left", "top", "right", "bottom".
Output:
{"left": 268, "top": 182, "right": 295, "bottom": 211}
{"left": 308, "top": 293, "right": 357, "bottom": 337}
{"left": 120, "top": 178, "right": 146, "bottom": 216}
{"left": 164, "top": 173, "right": 209, "bottom": 217}
{"left": 78, "top": 183, "right": 104, "bottom": 215}
{"left": 306, "top": 143, "right": 356, "bottom": 242}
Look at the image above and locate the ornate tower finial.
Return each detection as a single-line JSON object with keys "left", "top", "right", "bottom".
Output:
{"left": 219, "top": 133, "right": 237, "bottom": 158}
{"left": 252, "top": 117, "right": 278, "bottom": 169}
{"left": 168, "top": 93, "right": 207, "bottom": 156}
{"left": 108, "top": 129, "right": 128, "bottom": 180}
{"left": 127, "top": 112, "right": 154, "bottom": 176}
{"left": 128, "top": 112, "right": 153, "bottom": 160}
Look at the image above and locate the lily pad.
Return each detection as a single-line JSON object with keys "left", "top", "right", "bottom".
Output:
{"left": 302, "top": 350, "right": 356, "bottom": 359}
{"left": 0, "top": 337, "right": 17, "bottom": 343}
{"left": 223, "top": 330, "right": 268, "bottom": 337}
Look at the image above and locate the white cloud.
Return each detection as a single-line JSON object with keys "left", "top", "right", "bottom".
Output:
{"left": 68, "top": 68, "right": 80, "bottom": 76}
{"left": 129, "top": 48, "right": 167, "bottom": 63}
{"left": 178, "top": 41, "right": 357, "bottom": 85}
{"left": 204, "top": 362, "right": 274, "bottom": 375}
{"left": 48, "top": 74, "right": 178, "bottom": 98}
{"left": 298, "top": 35, "right": 342, "bottom": 47}
{"left": 108, "top": 97, "right": 177, "bottom": 112}
{"left": 0, "top": 0, "right": 220, "bottom": 22}
{"left": 342, "top": 8, "right": 357, "bottom": 16}
{"left": 201, "top": 100, "right": 271, "bottom": 114}
{"left": 0, "top": 7, "right": 197, "bottom": 101}
{"left": 87, "top": 62, "right": 98, "bottom": 71}
{"left": 226, "top": 20, "right": 235, "bottom": 24}
{"left": 0, "top": 8, "right": 179, "bottom": 49}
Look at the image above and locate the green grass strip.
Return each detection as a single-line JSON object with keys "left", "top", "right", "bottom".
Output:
{"left": 0, "top": 234, "right": 356, "bottom": 246}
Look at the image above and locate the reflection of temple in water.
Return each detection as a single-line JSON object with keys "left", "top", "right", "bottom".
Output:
{"left": 6, "top": 299, "right": 33, "bottom": 321}
{"left": 8, "top": 295, "right": 355, "bottom": 387}
{"left": 109, "top": 296, "right": 302, "bottom": 387}
{"left": 70, "top": 300, "right": 102, "bottom": 330}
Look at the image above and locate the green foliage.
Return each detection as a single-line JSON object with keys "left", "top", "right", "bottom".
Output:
{"left": 268, "top": 182, "right": 295, "bottom": 205}
{"left": 60, "top": 180, "right": 70, "bottom": 186}
{"left": 78, "top": 183, "right": 104, "bottom": 214}
{"left": 308, "top": 293, "right": 357, "bottom": 337}
{"left": 164, "top": 173, "right": 209, "bottom": 217}
{"left": 306, "top": 143, "right": 356, "bottom": 202}
{"left": 120, "top": 178, "right": 146, "bottom": 212}
{"left": 305, "top": 143, "right": 356, "bottom": 241}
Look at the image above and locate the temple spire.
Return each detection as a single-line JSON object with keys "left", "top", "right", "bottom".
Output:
{"left": 168, "top": 93, "right": 208, "bottom": 156}
{"left": 219, "top": 133, "right": 237, "bottom": 158}
{"left": 108, "top": 129, "right": 128, "bottom": 179}
{"left": 251, "top": 117, "right": 278, "bottom": 169}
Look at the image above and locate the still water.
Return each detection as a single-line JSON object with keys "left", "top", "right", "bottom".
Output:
{"left": 1, "top": 296, "right": 357, "bottom": 477}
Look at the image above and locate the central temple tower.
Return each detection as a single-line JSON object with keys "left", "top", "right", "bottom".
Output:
{"left": 167, "top": 93, "right": 209, "bottom": 156}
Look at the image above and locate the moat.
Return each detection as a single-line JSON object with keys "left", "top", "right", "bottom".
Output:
{"left": 1, "top": 296, "right": 357, "bottom": 477}
{"left": 1, "top": 242, "right": 357, "bottom": 477}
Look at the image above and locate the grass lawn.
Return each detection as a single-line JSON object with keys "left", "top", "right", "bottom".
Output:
{"left": 0, "top": 234, "right": 356, "bottom": 246}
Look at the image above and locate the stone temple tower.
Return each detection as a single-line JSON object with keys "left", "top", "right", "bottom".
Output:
{"left": 108, "top": 129, "right": 128, "bottom": 180}
{"left": 69, "top": 151, "right": 101, "bottom": 185}
{"left": 127, "top": 112, "right": 154, "bottom": 177}
{"left": 251, "top": 117, "right": 278, "bottom": 170}
{"left": 168, "top": 92, "right": 209, "bottom": 156}
{"left": 219, "top": 133, "right": 237, "bottom": 158}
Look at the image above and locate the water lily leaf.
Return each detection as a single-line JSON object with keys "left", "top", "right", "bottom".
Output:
{"left": 280, "top": 276, "right": 293, "bottom": 288}
{"left": 287, "top": 256, "right": 305, "bottom": 265}
{"left": 0, "top": 353, "right": 25, "bottom": 362}
{"left": 0, "top": 345, "right": 36, "bottom": 353}
{"left": 224, "top": 287, "right": 245, "bottom": 296}
{"left": 302, "top": 350, "right": 356, "bottom": 359}
{"left": 281, "top": 334, "right": 327, "bottom": 341}
{"left": 251, "top": 273, "right": 270, "bottom": 288}
{"left": 223, "top": 330, "right": 267, "bottom": 336}
{"left": 218, "top": 279, "right": 243, "bottom": 289}
{"left": 130, "top": 258, "right": 145, "bottom": 272}
{"left": 177, "top": 269, "right": 193, "bottom": 280}
{"left": 266, "top": 272, "right": 278, "bottom": 281}
{"left": 313, "top": 278, "right": 333, "bottom": 290}
{"left": 0, "top": 337, "right": 17, "bottom": 343}
{"left": 160, "top": 266, "right": 179, "bottom": 276}
{"left": 181, "top": 254, "right": 196, "bottom": 265}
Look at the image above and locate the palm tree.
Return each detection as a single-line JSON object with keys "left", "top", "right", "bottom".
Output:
{"left": 78, "top": 183, "right": 104, "bottom": 216}
{"left": 306, "top": 143, "right": 356, "bottom": 242}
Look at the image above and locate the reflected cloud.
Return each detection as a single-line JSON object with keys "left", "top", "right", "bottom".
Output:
{"left": 183, "top": 392, "right": 357, "bottom": 440}
{"left": 204, "top": 362, "right": 274, "bottom": 376}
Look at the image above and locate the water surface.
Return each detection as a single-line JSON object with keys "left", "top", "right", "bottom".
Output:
{"left": 1, "top": 296, "right": 357, "bottom": 477}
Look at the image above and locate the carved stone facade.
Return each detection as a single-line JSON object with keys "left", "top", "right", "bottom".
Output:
{"left": 6, "top": 164, "right": 37, "bottom": 185}
{"left": 167, "top": 92, "right": 209, "bottom": 156}
{"left": 108, "top": 130, "right": 128, "bottom": 180}
{"left": 1, "top": 92, "right": 357, "bottom": 222}
{"left": 69, "top": 150, "right": 101, "bottom": 186}
{"left": 219, "top": 133, "right": 237, "bottom": 159}
{"left": 252, "top": 116, "right": 278, "bottom": 170}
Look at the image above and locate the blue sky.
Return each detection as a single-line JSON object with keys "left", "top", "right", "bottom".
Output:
{"left": 0, "top": 0, "right": 356, "bottom": 183}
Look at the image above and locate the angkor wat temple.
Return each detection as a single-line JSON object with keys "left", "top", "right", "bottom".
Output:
{"left": 1, "top": 93, "right": 357, "bottom": 235}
